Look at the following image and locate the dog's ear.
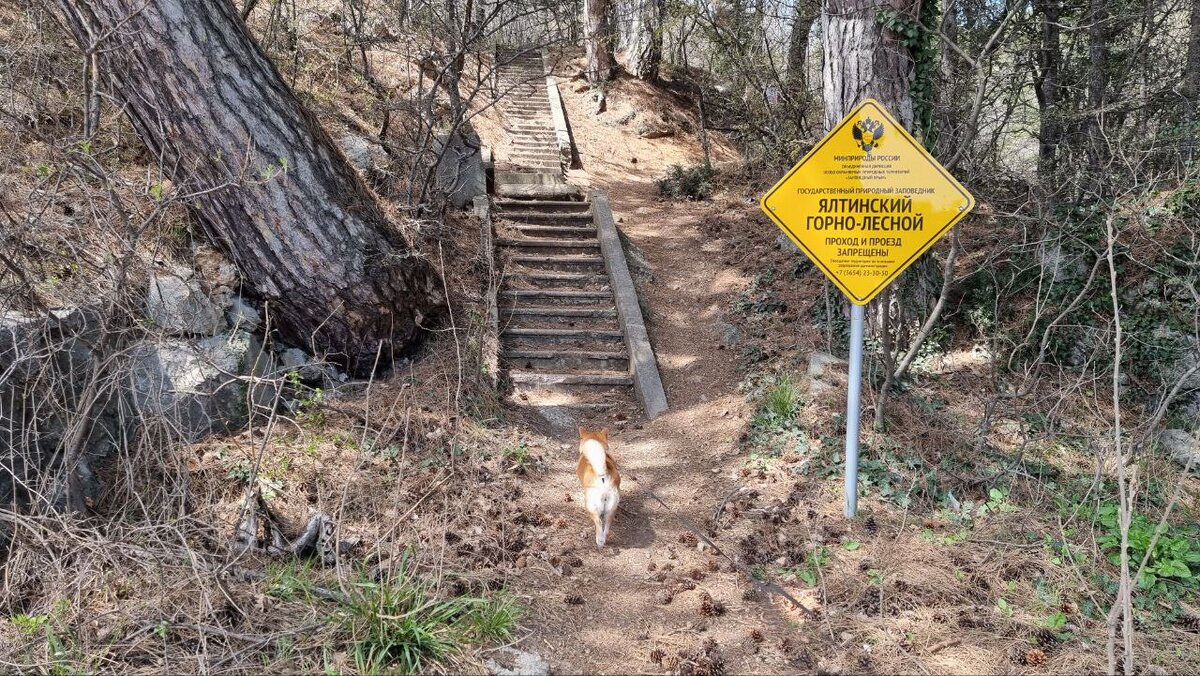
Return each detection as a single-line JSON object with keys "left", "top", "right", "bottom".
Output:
{"left": 578, "top": 426, "right": 588, "bottom": 438}
{"left": 599, "top": 428, "right": 608, "bottom": 441}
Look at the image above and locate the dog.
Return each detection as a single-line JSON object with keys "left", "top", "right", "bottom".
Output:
{"left": 577, "top": 427, "right": 621, "bottom": 547}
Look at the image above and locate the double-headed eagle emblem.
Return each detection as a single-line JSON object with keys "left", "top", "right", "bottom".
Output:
{"left": 852, "top": 117, "right": 885, "bottom": 153}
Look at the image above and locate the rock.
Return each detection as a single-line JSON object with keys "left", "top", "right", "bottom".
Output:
{"left": 486, "top": 647, "right": 551, "bottom": 676}
{"left": 337, "top": 133, "right": 386, "bottom": 175}
{"left": 225, "top": 297, "right": 261, "bottom": 331}
{"left": 776, "top": 232, "right": 800, "bottom": 253}
{"left": 434, "top": 131, "right": 485, "bottom": 208}
{"left": 1159, "top": 429, "right": 1200, "bottom": 469}
{"left": 809, "top": 351, "right": 846, "bottom": 398}
{"left": 638, "top": 125, "right": 674, "bottom": 139}
{"left": 130, "top": 331, "right": 276, "bottom": 440}
{"left": 808, "top": 351, "right": 845, "bottom": 379}
{"left": 147, "top": 271, "right": 226, "bottom": 336}
{"left": 536, "top": 406, "right": 578, "bottom": 435}
{"left": 279, "top": 347, "right": 326, "bottom": 382}
{"left": 714, "top": 314, "right": 740, "bottom": 348}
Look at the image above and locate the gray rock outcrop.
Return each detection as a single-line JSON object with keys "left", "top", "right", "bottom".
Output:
{"left": 130, "top": 331, "right": 276, "bottom": 440}
{"left": 147, "top": 271, "right": 226, "bottom": 336}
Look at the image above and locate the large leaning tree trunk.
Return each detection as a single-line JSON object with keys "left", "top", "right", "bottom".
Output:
{"left": 53, "top": 0, "right": 443, "bottom": 376}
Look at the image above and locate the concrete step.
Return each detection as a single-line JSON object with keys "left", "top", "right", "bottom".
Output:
{"left": 495, "top": 198, "right": 590, "bottom": 212}
{"left": 500, "top": 305, "right": 615, "bottom": 318}
{"left": 504, "top": 268, "right": 603, "bottom": 281}
{"left": 503, "top": 349, "right": 629, "bottom": 371}
{"left": 500, "top": 312, "right": 619, "bottom": 331}
{"left": 498, "top": 211, "right": 592, "bottom": 225}
{"left": 500, "top": 289, "right": 612, "bottom": 302}
{"left": 507, "top": 371, "right": 633, "bottom": 387}
{"left": 501, "top": 328, "right": 625, "bottom": 350}
{"left": 504, "top": 225, "right": 596, "bottom": 238}
{"left": 503, "top": 271, "right": 607, "bottom": 289}
{"left": 496, "top": 183, "right": 580, "bottom": 199}
{"left": 496, "top": 238, "right": 599, "bottom": 252}
{"left": 505, "top": 253, "right": 603, "bottom": 270}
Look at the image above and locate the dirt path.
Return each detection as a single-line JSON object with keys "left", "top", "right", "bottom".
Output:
{"left": 503, "top": 168, "right": 810, "bottom": 673}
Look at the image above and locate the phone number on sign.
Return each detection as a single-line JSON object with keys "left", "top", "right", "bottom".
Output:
{"left": 838, "top": 268, "right": 890, "bottom": 277}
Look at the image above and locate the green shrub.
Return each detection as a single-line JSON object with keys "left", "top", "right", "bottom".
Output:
{"left": 656, "top": 164, "right": 714, "bottom": 200}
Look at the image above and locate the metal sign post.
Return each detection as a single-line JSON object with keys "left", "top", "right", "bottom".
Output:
{"left": 757, "top": 98, "right": 974, "bottom": 520}
{"left": 843, "top": 303, "right": 866, "bottom": 517}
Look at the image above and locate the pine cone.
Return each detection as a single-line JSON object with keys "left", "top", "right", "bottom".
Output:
{"left": 690, "top": 568, "right": 706, "bottom": 581}
{"left": 699, "top": 592, "right": 725, "bottom": 617}
{"left": 647, "top": 561, "right": 658, "bottom": 572}
{"left": 656, "top": 588, "right": 674, "bottom": 605}
{"left": 679, "top": 531, "right": 699, "bottom": 546}
{"left": 564, "top": 594, "right": 584, "bottom": 605}
{"left": 663, "top": 654, "right": 681, "bottom": 670}
{"left": 864, "top": 515, "right": 878, "bottom": 535}
{"left": 1025, "top": 648, "right": 1047, "bottom": 667}
{"left": 750, "top": 628, "right": 765, "bottom": 643}
{"left": 649, "top": 648, "right": 666, "bottom": 665}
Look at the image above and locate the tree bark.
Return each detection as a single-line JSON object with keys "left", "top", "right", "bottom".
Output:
{"left": 619, "top": 0, "right": 663, "bottom": 80}
{"left": 785, "top": 0, "right": 818, "bottom": 111}
{"left": 1085, "top": 0, "right": 1108, "bottom": 167}
{"left": 53, "top": 0, "right": 442, "bottom": 376}
{"left": 584, "top": 0, "right": 615, "bottom": 84}
{"left": 1183, "top": 0, "right": 1200, "bottom": 125}
{"left": 821, "top": 0, "right": 914, "bottom": 430}
{"left": 820, "top": 0, "right": 914, "bottom": 129}
{"left": 1034, "top": 0, "right": 1062, "bottom": 180}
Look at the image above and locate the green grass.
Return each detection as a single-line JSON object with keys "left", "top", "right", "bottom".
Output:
{"left": 337, "top": 564, "right": 520, "bottom": 675}
{"left": 750, "top": 373, "right": 801, "bottom": 435}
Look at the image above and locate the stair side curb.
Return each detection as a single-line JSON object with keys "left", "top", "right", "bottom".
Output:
{"left": 590, "top": 191, "right": 668, "bottom": 419}
{"left": 541, "top": 48, "right": 574, "bottom": 175}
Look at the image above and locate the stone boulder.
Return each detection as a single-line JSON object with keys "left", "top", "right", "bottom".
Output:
{"left": 1159, "top": 429, "right": 1200, "bottom": 470}
{"left": 337, "top": 133, "right": 387, "bottom": 176}
{"left": 147, "top": 271, "right": 226, "bottom": 336}
{"left": 129, "top": 331, "right": 276, "bottom": 440}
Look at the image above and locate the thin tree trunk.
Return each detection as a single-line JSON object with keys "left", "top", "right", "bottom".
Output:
{"left": 821, "top": 0, "right": 914, "bottom": 430}
{"left": 1086, "top": 0, "right": 1109, "bottom": 168}
{"left": 785, "top": 0, "right": 818, "bottom": 127}
{"left": 1183, "top": 0, "right": 1200, "bottom": 160}
{"left": 1034, "top": 0, "right": 1062, "bottom": 180}
{"left": 53, "top": 0, "right": 442, "bottom": 376}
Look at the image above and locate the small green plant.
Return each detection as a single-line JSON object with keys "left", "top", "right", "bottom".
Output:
{"left": 995, "top": 597, "right": 1013, "bottom": 617}
{"left": 1097, "top": 504, "right": 1200, "bottom": 590}
{"left": 749, "top": 373, "right": 801, "bottom": 436}
{"left": 503, "top": 443, "right": 532, "bottom": 467}
{"left": 865, "top": 568, "right": 884, "bottom": 586}
{"left": 656, "top": 163, "right": 715, "bottom": 200}
{"left": 12, "top": 613, "right": 49, "bottom": 635}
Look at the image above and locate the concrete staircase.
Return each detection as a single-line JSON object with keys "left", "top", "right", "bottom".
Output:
{"left": 495, "top": 49, "right": 562, "bottom": 172}
{"left": 492, "top": 49, "right": 636, "bottom": 408}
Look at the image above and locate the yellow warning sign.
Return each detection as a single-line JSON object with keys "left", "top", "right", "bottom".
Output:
{"left": 760, "top": 99, "right": 974, "bottom": 305}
